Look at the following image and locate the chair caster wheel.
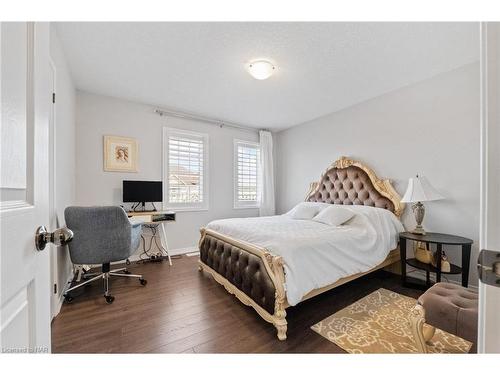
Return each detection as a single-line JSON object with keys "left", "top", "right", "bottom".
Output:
{"left": 123, "top": 269, "right": 131, "bottom": 274}
{"left": 139, "top": 278, "right": 147, "bottom": 286}
{"left": 126, "top": 259, "right": 131, "bottom": 265}
{"left": 64, "top": 294, "right": 74, "bottom": 304}
{"left": 105, "top": 295, "right": 115, "bottom": 304}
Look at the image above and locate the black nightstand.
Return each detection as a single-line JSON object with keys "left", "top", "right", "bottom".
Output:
{"left": 399, "top": 232, "right": 473, "bottom": 289}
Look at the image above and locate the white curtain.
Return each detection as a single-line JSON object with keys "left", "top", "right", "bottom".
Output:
{"left": 259, "top": 130, "right": 275, "bottom": 216}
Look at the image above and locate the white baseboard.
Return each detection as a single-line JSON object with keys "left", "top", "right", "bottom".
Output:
{"left": 126, "top": 246, "right": 198, "bottom": 263}
{"left": 166, "top": 246, "right": 198, "bottom": 256}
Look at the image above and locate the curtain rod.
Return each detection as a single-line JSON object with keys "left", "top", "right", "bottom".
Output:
{"left": 154, "top": 108, "right": 260, "bottom": 134}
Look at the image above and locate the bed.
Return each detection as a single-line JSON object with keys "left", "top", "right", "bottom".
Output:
{"left": 198, "top": 156, "right": 405, "bottom": 340}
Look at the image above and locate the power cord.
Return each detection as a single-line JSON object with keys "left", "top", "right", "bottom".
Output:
{"left": 135, "top": 224, "right": 169, "bottom": 264}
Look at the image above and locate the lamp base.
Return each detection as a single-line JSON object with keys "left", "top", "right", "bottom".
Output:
{"left": 410, "top": 226, "right": 426, "bottom": 235}
{"left": 411, "top": 202, "right": 426, "bottom": 235}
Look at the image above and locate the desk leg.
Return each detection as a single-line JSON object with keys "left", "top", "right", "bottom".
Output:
{"left": 462, "top": 244, "right": 471, "bottom": 287}
{"left": 436, "top": 243, "right": 442, "bottom": 283}
{"left": 400, "top": 238, "right": 406, "bottom": 285}
{"left": 159, "top": 222, "right": 172, "bottom": 266}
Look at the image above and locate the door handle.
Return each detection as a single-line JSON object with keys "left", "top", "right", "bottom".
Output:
{"left": 477, "top": 249, "right": 500, "bottom": 287}
{"left": 35, "top": 226, "right": 73, "bottom": 251}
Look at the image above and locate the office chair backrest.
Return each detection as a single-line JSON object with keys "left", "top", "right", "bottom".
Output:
{"left": 64, "top": 206, "right": 133, "bottom": 265}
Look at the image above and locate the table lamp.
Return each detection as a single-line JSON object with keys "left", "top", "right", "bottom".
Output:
{"left": 401, "top": 175, "right": 444, "bottom": 235}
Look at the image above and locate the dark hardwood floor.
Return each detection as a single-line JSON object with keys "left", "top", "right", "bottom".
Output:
{"left": 51, "top": 255, "right": 422, "bottom": 353}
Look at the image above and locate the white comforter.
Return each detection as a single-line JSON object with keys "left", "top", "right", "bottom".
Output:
{"left": 206, "top": 205, "right": 404, "bottom": 306}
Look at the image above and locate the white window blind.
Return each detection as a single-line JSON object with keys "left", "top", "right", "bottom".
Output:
{"left": 164, "top": 128, "right": 208, "bottom": 210}
{"left": 234, "top": 141, "right": 260, "bottom": 208}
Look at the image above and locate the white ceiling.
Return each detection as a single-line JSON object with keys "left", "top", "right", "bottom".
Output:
{"left": 56, "top": 22, "right": 479, "bottom": 131}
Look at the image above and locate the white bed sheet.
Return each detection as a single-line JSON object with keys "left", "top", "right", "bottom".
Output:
{"left": 206, "top": 205, "right": 404, "bottom": 306}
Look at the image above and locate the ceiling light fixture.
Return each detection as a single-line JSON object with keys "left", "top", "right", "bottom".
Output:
{"left": 247, "top": 60, "right": 275, "bottom": 80}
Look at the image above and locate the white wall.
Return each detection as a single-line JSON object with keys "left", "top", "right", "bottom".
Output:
{"left": 49, "top": 25, "right": 76, "bottom": 310}
{"left": 75, "top": 92, "right": 259, "bottom": 252}
{"left": 276, "top": 63, "right": 480, "bottom": 286}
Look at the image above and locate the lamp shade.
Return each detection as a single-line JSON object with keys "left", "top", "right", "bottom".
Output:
{"left": 401, "top": 175, "right": 444, "bottom": 203}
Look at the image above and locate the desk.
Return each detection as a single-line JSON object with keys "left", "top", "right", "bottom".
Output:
{"left": 127, "top": 211, "right": 176, "bottom": 266}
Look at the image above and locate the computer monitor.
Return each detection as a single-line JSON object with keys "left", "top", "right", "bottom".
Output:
{"left": 123, "top": 180, "right": 162, "bottom": 211}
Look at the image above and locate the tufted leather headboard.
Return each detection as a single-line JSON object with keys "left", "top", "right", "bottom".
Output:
{"left": 305, "top": 156, "right": 404, "bottom": 217}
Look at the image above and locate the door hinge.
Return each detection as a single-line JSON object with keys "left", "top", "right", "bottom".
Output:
{"left": 53, "top": 283, "right": 57, "bottom": 294}
{"left": 478, "top": 249, "right": 500, "bottom": 287}
{"left": 52, "top": 92, "right": 56, "bottom": 104}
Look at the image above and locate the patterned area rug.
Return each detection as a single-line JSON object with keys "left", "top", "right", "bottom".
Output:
{"left": 311, "top": 288, "right": 471, "bottom": 353}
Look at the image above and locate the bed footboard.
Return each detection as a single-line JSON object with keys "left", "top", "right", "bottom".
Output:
{"left": 198, "top": 228, "right": 288, "bottom": 340}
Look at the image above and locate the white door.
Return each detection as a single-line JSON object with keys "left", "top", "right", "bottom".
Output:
{"left": 0, "top": 22, "right": 53, "bottom": 353}
{"left": 478, "top": 22, "right": 500, "bottom": 353}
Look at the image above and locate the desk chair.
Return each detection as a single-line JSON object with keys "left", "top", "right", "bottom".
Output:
{"left": 64, "top": 206, "right": 147, "bottom": 304}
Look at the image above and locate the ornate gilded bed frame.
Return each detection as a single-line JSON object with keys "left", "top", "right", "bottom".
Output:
{"left": 198, "top": 156, "right": 405, "bottom": 340}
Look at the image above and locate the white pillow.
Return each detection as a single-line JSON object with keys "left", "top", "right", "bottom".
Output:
{"left": 286, "top": 202, "right": 328, "bottom": 220}
{"left": 312, "top": 205, "right": 355, "bottom": 226}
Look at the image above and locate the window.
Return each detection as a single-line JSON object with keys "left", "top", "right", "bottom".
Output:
{"left": 234, "top": 140, "right": 260, "bottom": 208}
{"left": 163, "top": 127, "right": 209, "bottom": 211}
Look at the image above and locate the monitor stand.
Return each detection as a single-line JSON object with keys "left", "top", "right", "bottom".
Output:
{"left": 132, "top": 202, "right": 157, "bottom": 212}
{"left": 131, "top": 202, "right": 146, "bottom": 212}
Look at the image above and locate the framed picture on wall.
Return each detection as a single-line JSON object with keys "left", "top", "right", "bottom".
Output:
{"left": 103, "top": 135, "right": 138, "bottom": 172}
